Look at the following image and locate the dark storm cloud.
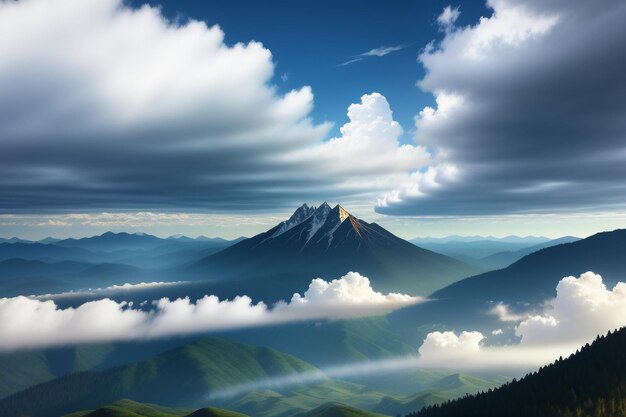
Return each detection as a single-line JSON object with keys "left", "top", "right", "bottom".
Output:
{"left": 377, "top": 0, "right": 626, "bottom": 215}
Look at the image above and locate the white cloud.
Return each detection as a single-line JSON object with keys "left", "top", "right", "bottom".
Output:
{"left": 276, "top": 272, "right": 420, "bottom": 319}
{"left": 492, "top": 328, "right": 503, "bottom": 335}
{"left": 376, "top": 0, "right": 626, "bottom": 216}
{"left": 288, "top": 93, "right": 430, "bottom": 190}
{"left": 360, "top": 45, "right": 406, "bottom": 57}
{"left": 418, "top": 331, "right": 484, "bottom": 366}
{"left": 488, "top": 302, "right": 526, "bottom": 322}
{"left": 516, "top": 271, "right": 626, "bottom": 345}
{"left": 33, "top": 281, "right": 189, "bottom": 300}
{"left": 416, "top": 330, "right": 568, "bottom": 370}
{"left": 416, "top": 272, "right": 626, "bottom": 370}
{"left": 0, "top": 0, "right": 421, "bottom": 212}
{"left": 0, "top": 272, "right": 421, "bottom": 350}
{"left": 437, "top": 6, "right": 460, "bottom": 31}
{"left": 339, "top": 44, "right": 407, "bottom": 66}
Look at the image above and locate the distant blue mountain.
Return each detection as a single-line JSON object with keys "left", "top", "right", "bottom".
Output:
{"left": 54, "top": 231, "right": 166, "bottom": 252}
{"left": 476, "top": 235, "right": 580, "bottom": 269}
{"left": 411, "top": 235, "right": 579, "bottom": 269}
{"left": 0, "top": 233, "right": 243, "bottom": 296}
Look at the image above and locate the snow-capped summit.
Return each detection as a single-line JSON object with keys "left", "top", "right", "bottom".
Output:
{"left": 268, "top": 202, "right": 355, "bottom": 247}
{"left": 307, "top": 202, "right": 332, "bottom": 240}
{"left": 193, "top": 203, "right": 480, "bottom": 298}
{"left": 272, "top": 203, "right": 316, "bottom": 237}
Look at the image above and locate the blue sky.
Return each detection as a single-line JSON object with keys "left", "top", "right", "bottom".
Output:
{"left": 1, "top": 0, "right": 626, "bottom": 240}
{"left": 129, "top": 0, "right": 488, "bottom": 141}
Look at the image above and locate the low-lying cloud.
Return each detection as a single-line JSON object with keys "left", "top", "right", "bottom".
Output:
{"left": 193, "top": 272, "right": 626, "bottom": 399}
{"left": 417, "top": 272, "right": 626, "bottom": 370}
{"left": 33, "top": 281, "right": 189, "bottom": 300}
{"left": 0, "top": 272, "right": 421, "bottom": 350}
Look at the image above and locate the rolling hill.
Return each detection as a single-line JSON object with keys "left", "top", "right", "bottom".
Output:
{"left": 61, "top": 399, "right": 247, "bottom": 417}
{"left": 61, "top": 399, "right": 388, "bottom": 417}
{"left": 0, "top": 337, "right": 318, "bottom": 417}
{"left": 62, "top": 399, "right": 191, "bottom": 417}
{"left": 190, "top": 203, "right": 480, "bottom": 299}
{"left": 296, "top": 402, "right": 388, "bottom": 417}
{"left": 0, "top": 334, "right": 495, "bottom": 417}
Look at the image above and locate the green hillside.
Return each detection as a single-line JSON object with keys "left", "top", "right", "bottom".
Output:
{"left": 0, "top": 337, "right": 317, "bottom": 417}
{"left": 63, "top": 399, "right": 188, "bottom": 417}
{"left": 220, "top": 380, "right": 391, "bottom": 417}
{"left": 410, "top": 327, "right": 626, "bottom": 417}
{"left": 0, "top": 316, "right": 412, "bottom": 401}
{"left": 220, "top": 316, "right": 414, "bottom": 367}
{"left": 0, "top": 343, "right": 115, "bottom": 399}
{"left": 63, "top": 399, "right": 382, "bottom": 417}
{"left": 62, "top": 399, "right": 245, "bottom": 417}
{"left": 374, "top": 392, "right": 445, "bottom": 417}
{"left": 296, "top": 402, "right": 388, "bottom": 417}
{"left": 370, "top": 372, "right": 508, "bottom": 416}
{"left": 186, "top": 407, "right": 249, "bottom": 417}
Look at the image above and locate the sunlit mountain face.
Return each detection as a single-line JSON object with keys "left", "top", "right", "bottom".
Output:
{"left": 1, "top": 0, "right": 626, "bottom": 416}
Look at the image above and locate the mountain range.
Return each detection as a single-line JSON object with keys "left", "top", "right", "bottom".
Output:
{"left": 411, "top": 235, "right": 580, "bottom": 270}
{"left": 0, "top": 233, "right": 244, "bottom": 296}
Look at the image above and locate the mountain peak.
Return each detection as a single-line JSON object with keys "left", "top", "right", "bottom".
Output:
{"left": 272, "top": 203, "right": 317, "bottom": 237}
{"left": 335, "top": 205, "right": 350, "bottom": 222}
{"left": 269, "top": 203, "right": 356, "bottom": 243}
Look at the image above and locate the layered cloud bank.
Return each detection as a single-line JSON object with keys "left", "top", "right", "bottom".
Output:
{"left": 209, "top": 273, "right": 626, "bottom": 397}
{"left": 378, "top": 0, "right": 626, "bottom": 215}
{"left": 0, "top": 0, "right": 426, "bottom": 212}
{"left": 0, "top": 272, "right": 420, "bottom": 350}
{"left": 417, "top": 272, "right": 626, "bottom": 370}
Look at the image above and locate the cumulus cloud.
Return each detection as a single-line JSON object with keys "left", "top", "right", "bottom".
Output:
{"left": 418, "top": 331, "right": 484, "bottom": 366}
{"left": 416, "top": 272, "right": 626, "bottom": 370}
{"left": 0, "top": 272, "right": 421, "bottom": 350}
{"left": 0, "top": 0, "right": 420, "bottom": 212}
{"left": 276, "top": 272, "right": 419, "bottom": 319}
{"left": 287, "top": 93, "right": 429, "bottom": 190}
{"left": 515, "top": 271, "right": 626, "bottom": 345}
{"left": 377, "top": 0, "right": 626, "bottom": 216}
